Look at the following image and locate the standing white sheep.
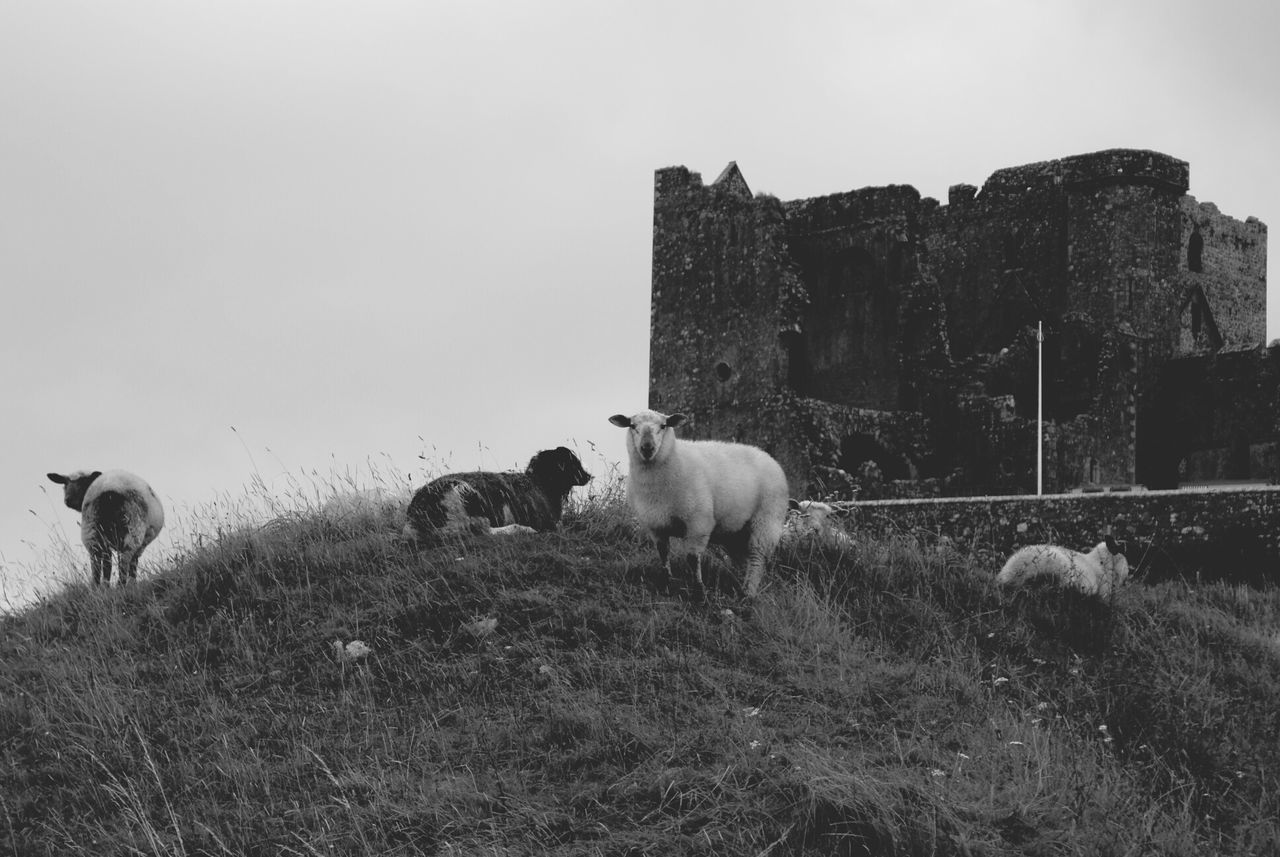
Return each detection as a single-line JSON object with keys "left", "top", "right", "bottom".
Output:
{"left": 47, "top": 470, "right": 165, "bottom": 586}
{"left": 996, "top": 536, "right": 1129, "bottom": 598}
{"left": 609, "top": 409, "right": 789, "bottom": 599}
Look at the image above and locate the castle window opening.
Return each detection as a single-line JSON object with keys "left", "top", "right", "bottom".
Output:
{"left": 1188, "top": 229, "right": 1203, "bottom": 273}
{"left": 779, "top": 331, "right": 809, "bottom": 393}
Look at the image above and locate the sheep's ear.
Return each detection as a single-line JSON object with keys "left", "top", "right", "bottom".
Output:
{"left": 608, "top": 415, "right": 631, "bottom": 428}
{"left": 788, "top": 498, "right": 801, "bottom": 511}
{"left": 47, "top": 472, "right": 68, "bottom": 485}
{"left": 665, "top": 414, "right": 687, "bottom": 428}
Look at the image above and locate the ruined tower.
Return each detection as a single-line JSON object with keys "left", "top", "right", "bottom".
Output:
{"left": 650, "top": 149, "right": 1272, "bottom": 498}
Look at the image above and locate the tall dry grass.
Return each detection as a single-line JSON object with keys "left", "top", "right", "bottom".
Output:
{"left": 1, "top": 473, "right": 1278, "bottom": 854}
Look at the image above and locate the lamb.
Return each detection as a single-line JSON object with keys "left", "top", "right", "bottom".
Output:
{"left": 609, "top": 409, "right": 789, "bottom": 599}
{"left": 47, "top": 469, "right": 165, "bottom": 586}
{"left": 996, "top": 536, "right": 1130, "bottom": 598}
{"left": 403, "top": 446, "right": 592, "bottom": 542}
{"left": 783, "top": 499, "right": 855, "bottom": 549}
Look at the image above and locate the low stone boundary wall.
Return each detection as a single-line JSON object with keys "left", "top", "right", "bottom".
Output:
{"left": 838, "top": 486, "right": 1280, "bottom": 584}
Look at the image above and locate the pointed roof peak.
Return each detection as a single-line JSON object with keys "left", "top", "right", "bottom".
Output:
{"left": 712, "top": 161, "right": 752, "bottom": 199}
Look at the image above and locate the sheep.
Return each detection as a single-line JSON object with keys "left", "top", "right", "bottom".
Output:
{"left": 996, "top": 536, "right": 1130, "bottom": 598}
{"left": 47, "top": 469, "right": 165, "bottom": 586}
{"left": 609, "top": 409, "right": 789, "bottom": 599}
{"left": 403, "top": 446, "right": 592, "bottom": 542}
{"left": 783, "top": 499, "right": 855, "bottom": 549}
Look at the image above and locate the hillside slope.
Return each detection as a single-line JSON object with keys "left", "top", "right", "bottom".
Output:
{"left": 2, "top": 496, "right": 1280, "bottom": 855}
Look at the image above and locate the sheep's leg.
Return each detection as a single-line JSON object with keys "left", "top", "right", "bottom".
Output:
{"left": 491, "top": 524, "right": 536, "bottom": 537}
{"left": 684, "top": 532, "right": 712, "bottom": 602}
{"left": 89, "top": 546, "right": 111, "bottom": 586}
{"left": 654, "top": 535, "right": 672, "bottom": 591}
{"left": 467, "top": 515, "right": 497, "bottom": 535}
{"left": 120, "top": 548, "right": 140, "bottom": 584}
{"left": 742, "top": 531, "right": 770, "bottom": 597}
{"left": 742, "top": 548, "right": 766, "bottom": 598}
{"left": 690, "top": 551, "right": 708, "bottom": 601}
{"left": 744, "top": 511, "right": 784, "bottom": 598}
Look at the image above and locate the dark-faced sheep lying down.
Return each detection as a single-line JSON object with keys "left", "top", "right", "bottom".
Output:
{"left": 47, "top": 469, "right": 165, "bottom": 586}
{"left": 403, "top": 447, "right": 592, "bottom": 542}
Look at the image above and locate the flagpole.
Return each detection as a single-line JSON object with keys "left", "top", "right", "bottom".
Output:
{"left": 1037, "top": 320, "right": 1044, "bottom": 496}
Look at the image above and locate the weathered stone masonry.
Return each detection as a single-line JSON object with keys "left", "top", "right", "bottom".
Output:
{"left": 650, "top": 150, "right": 1273, "bottom": 502}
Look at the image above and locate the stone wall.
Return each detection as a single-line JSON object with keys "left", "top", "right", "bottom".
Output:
{"left": 1180, "top": 198, "right": 1268, "bottom": 350}
{"left": 649, "top": 163, "right": 807, "bottom": 423}
{"left": 649, "top": 149, "right": 1271, "bottom": 499}
{"left": 783, "top": 185, "right": 921, "bottom": 409}
{"left": 839, "top": 487, "right": 1280, "bottom": 584}
{"left": 1138, "top": 343, "right": 1280, "bottom": 486}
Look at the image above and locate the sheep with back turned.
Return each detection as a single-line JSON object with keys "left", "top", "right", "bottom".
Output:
{"left": 609, "top": 409, "right": 789, "bottom": 599}
{"left": 47, "top": 469, "right": 165, "bottom": 586}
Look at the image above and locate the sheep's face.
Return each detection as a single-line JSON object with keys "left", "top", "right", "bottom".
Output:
{"left": 1099, "top": 536, "right": 1131, "bottom": 585}
{"left": 788, "top": 499, "right": 835, "bottom": 525}
{"left": 609, "top": 410, "right": 686, "bottom": 464}
{"left": 1110, "top": 553, "right": 1131, "bottom": 586}
{"left": 527, "top": 447, "right": 593, "bottom": 492}
{"left": 787, "top": 499, "right": 845, "bottom": 538}
{"left": 47, "top": 470, "right": 103, "bottom": 512}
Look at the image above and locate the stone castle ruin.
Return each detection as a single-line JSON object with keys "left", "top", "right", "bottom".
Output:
{"left": 650, "top": 149, "right": 1275, "bottom": 500}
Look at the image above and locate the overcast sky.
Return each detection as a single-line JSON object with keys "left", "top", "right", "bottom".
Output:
{"left": 2, "top": 0, "right": 1276, "bottom": 608}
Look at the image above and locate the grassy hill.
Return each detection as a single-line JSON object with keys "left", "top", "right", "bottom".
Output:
{"left": 3, "top": 487, "right": 1280, "bottom": 856}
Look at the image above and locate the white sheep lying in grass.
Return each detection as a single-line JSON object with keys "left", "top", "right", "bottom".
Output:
{"left": 996, "top": 536, "right": 1130, "bottom": 597}
{"left": 783, "top": 499, "right": 855, "bottom": 549}
{"left": 47, "top": 470, "right": 165, "bottom": 586}
{"left": 609, "top": 409, "right": 789, "bottom": 598}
